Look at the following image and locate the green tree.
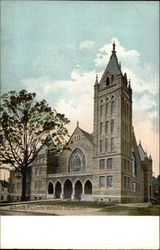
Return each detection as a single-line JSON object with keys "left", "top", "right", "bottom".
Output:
{"left": 0, "top": 90, "right": 70, "bottom": 201}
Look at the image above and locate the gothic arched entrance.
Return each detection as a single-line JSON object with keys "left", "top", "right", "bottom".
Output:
{"left": 75, "top": 180, "right": 82, "bottom": 200}
{"left": 48, "top": 182, "right": 54, "bottom": 194}
{"left": 55, "top": 181, "right": 62, "bottom": 198}
{"left": 84, "top": 180, "right": 92, "bottom": 194}
{"left": 64, "top": 179, "right": 73, "bottom": 199}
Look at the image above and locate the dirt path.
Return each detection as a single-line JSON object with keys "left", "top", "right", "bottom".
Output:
{"left": 0, "top": 205, "right": 108, "bottom": 215}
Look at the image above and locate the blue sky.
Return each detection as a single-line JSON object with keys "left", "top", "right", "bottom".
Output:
{"left": 1, "top": 1, "right": 159, "bottom": 175}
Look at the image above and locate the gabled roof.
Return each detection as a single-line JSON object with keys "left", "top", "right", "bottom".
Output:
{"left": 138, "top": 141, "right": 148, "bottom": 161}
{"left": 79, "top": 128, "right": 93, "bottom": 144}
{"left": 38, "top": 138, "right": 56, "bottom": 155}
{"left": 68, "top": 122, "right": 93, "bottom": 145}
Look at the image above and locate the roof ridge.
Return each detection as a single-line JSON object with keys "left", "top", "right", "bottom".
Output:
{"left": 79, "top": 127, "right": 92, "bottom": 135}
{"left": 79, "top": 128, "right": 93, "bottom": 144}
{"left": 138, "top": 142, "right": 148, "bottom": 161}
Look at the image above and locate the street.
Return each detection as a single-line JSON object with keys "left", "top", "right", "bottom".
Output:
{"left": 0, "top": 210, "right": 29, "bottom": 215}
{"left": 0, "top": 209, "right": 55, "bottom": 216}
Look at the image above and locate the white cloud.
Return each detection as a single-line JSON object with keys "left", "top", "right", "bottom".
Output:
{"left": 55, "top": 93, "right": 93, "bottom": 135}
{"left": 22, "top": 69, "right": 98, "bottom": 134}
{"left": 22, "top": 69, "right": 97, "bottom": 97}
{"left": 137, "top": 94, "right": 156, "bottom": 111}
{"left": 123, "top": 67, "right": 158, "bottom": 95}
{"left": 22, "top": 38, "right": 159, "bottom": 175}
{"left": 94, "top": 37, "right": 140, "bottom": 68}
{"left": 134, "top": 117, "right": 159, "bottom": 176}
{"left": 79, "top": 40, "right": 95, "bottom": 50}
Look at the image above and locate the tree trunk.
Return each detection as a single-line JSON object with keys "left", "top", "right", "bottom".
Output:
{"left": 21, "top": 167, "right": 27, "bottom": 201}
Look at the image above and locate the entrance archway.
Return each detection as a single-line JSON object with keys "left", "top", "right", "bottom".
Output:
{"left": 75, "top": 180, "right": 82, "bottom": 200}
{"left": 64, "top": 179, "right": 73, "bottom": 199}
{"left": 55, "top": 181, "right": 62, "bottom": 198}
{"left": 48, "top": 182, "right": 54, "bottom": 194}
{"left": 84, "top": 180, "right": 92, "bottom": 194}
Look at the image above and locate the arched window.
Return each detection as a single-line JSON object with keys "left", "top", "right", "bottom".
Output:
{"left": 100, "top": 140, "right": 103, "bottom": 153}
{"left": 111, "top": 75, "right": 114, "bottom": 83}
{"left": 111, "top": 138, "right": 114, "bottom": 151}
{"left": 64, "top": 179, "right": 73, "bottom": 199}
{"left": 106, "top": 77, "right": 110, "bottom": 86}
{"left": 48, "top": 182, "right": 54, "bottom": 194}
{"left": 111, "top": 96, "right": 115, "bottom": 114}
{"left": 68, "top": 148, "right": 86, "bottom": 172}
{"left": 100, "top": 99, "right": 104, "bottom": 117}
{"left": 132, "top": 152, "right": 137, "bottom": 177}
{"left": 106, "top": 98, "right": 109, "bottom": 116}
{"left": 55, "top": 181, "right": 62, "bottom": 198}
{"left": 124, "top": 101, "right": 127, "bottom": 117}
{"left": 74, "top": 180, "right": 82, "bottom": 200}
{"left": 126, "top": 103, "right": 129, "bottom": 119}
{"left": 84, "top": 180, "right": 92, "bottom": 194}
{"left": 111, "top": 119, "right": 114, "bottom": 133}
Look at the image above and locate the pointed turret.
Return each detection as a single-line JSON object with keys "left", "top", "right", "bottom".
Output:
{"left": 99, "top": 42, "right": 122, "bottom": 90}
{"left": 124, "top": 73, "right": 128, "bottom": 86}
{"left": 128, "top": 79, "right": 131, "bottom": 90}
{"left": 112, "top": 41, "right": 116, "bottom": 56}
{"left": 95, "top": 74, "right": 98, "bottom": 85}
{"left": 77, "top": 121, "right": 79, "bottom": 128}
{"left": 144, "top": 151, "right": 148, "bottom": 159}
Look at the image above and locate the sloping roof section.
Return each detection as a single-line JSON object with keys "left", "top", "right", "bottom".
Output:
{"left": 138, "top": 141, "right": 148, "bottom": 161}
{"left": 99, "top": 43, "right": 122, "bottom": 89}
{"left": 38, "top": 137, "right": 56, "bottom": 155}
{"left": 79, "top": 128, "right": 93, "bottom": 144}
{"left": 131, "top": 127, "right": 141, "bottom": 162}
{"left": 68, "top": 121, "right": 93, "bottom": 145}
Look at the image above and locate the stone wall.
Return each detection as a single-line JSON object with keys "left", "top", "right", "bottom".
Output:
{"left": 30, "top": 154, "right": 48, "bottom": 201}
{"left": 58, "top": 126, "right": 94, "bottom": 174}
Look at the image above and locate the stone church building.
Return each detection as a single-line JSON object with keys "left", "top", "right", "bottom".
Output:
{"left": 9, "top": 43, "right": 153, "bottom": 203}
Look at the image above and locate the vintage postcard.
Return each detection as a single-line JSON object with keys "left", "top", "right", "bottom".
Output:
{"left": 0, "top": 1, "right": 159, "bottom": 249}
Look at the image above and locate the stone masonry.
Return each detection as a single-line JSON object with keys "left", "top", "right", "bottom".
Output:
{"left": 9, "top": 43, "right": 153, "bottom": 203}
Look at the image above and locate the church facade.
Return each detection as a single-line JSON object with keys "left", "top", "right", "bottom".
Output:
{"left": 9, "top": 43, "right": 153, "bottom": 203}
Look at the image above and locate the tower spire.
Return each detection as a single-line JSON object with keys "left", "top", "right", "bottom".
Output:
{"left": 112, "top": 42, "right": 116, "bottom": 55}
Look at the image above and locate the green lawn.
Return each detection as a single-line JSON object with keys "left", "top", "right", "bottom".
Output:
{"left": 37, "top": 200, "right": 108, "bottom": 208}
{"left": 101, "top": 205, "right": 159, "bottom": 215}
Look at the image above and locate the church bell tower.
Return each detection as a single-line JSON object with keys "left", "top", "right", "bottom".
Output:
{"left": 93, "top": 43, "right": 132, "bottom": 202}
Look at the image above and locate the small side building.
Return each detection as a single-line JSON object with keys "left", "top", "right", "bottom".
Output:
{"left": 0, "top": 180, "right": 9, "bottom": 202}
{"left": 9, "top": 167, "right": 31, "bottom": 201}
{"left": 138, "top": 141, "right": 153, "bottom": 201}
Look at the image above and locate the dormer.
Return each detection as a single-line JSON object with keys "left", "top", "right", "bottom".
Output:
{"left": 105, "top": 71, "right": 114, "bottom": 87}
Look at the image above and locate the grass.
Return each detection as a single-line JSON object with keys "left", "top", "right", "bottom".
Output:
{"left": 101, "top": 205, "right": 160, "bottom": 215}
{"left": 32, "top": 200, "right": 160, "bottom": 215}
{"left": 128, "top": 206, "right": 159, "bottom": 215}
{"left": 36, "top": 200, "right": 108, "bottom": 208}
